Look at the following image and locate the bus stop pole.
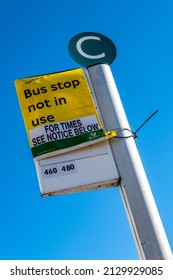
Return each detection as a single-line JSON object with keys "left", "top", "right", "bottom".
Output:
{"left": 86, "top": 63, "right": 172, "bottom": 260}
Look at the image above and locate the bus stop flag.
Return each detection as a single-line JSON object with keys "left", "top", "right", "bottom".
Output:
{"left": 15, "top": 68, "right": 105, "bottom": 160}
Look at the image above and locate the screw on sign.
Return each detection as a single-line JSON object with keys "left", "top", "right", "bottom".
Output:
{"left": 68, "top": 32, "right": 117, "bottom": 67}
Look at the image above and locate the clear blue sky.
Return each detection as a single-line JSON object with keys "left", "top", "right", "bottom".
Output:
{"left": 1, "top": 0, "right": 173, "bottom": 260}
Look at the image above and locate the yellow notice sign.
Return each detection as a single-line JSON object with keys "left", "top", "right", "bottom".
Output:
{"left": 15, "top": 68, "right": 105, "bottom": 159}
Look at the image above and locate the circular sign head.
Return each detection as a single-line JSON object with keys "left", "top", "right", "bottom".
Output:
{"left": 68, "top": 32, "right": 117, "bottom": 67}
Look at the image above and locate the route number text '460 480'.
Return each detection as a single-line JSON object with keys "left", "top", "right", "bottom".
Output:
{"left": 42, "top": 161, "right": 77, "bottom": 179}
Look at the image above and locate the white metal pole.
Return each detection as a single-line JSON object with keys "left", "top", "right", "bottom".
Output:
{"left": 86, "top": 63, "right": 173, "bottom": 260}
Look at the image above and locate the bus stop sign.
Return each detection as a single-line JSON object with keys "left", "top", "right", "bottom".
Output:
{"left": 68, "top": 32, "right": 117, "bottom": 67}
